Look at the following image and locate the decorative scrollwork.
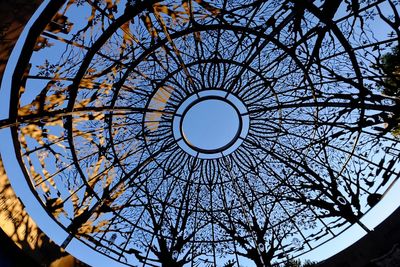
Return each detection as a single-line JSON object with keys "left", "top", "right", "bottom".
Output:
{"left": 1, "top": 0, "right": 400, "bottom": 266}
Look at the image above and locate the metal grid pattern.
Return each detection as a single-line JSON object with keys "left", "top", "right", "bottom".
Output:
{"left": 1, "top": 0, "right": 400, "bottom": 266}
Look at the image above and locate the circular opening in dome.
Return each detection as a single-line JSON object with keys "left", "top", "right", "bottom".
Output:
{"left": 181, "top": 98, "right": 242, "bottom": 153}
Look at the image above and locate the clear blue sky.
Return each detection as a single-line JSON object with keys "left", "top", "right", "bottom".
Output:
{"left": 0, "top": 0, "right": 399, "bottom": 266}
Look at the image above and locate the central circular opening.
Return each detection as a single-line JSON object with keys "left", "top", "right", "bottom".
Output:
{"left": 181, "top": 98, "right": 241, "bottom": 153}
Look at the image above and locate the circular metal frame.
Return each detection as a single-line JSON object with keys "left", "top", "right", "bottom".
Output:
{"left": 1, "top": 1, "right": 400, "bottom": 266}
{"left": 180, "top": 96, "right": 243, "bottom": 154}
{"left": 172, "top": 91, "right": 249, "bottom": 157}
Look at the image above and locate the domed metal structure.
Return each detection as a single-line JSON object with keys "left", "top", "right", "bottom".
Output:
{"left": 1, "top": 0, "right": 400, "bottom": 266}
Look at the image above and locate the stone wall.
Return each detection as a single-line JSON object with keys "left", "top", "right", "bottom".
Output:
{"left": 0, "top": 0, "right": 43, "bottom": 84}
{"left": 319, "top": 207, "right": 400, "bottom": 267}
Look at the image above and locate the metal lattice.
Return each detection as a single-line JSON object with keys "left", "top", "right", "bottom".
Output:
{"left": 1, "top": 0, "right": 400, "bottom": 266}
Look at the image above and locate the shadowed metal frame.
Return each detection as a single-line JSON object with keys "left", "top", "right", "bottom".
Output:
{"left": 0, "top": 0, "right": 399, "bottom": 266}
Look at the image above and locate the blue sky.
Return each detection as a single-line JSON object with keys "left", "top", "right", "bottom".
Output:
{"left": 1, "top": 0, "right": 400, "bottom": 266}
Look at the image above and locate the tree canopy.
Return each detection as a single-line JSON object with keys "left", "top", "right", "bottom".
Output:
{"left": 381, "top": 45, "right": 400, "bottom": 137}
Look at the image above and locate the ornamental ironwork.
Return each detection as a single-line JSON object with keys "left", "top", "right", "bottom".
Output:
{"left": 1, "top": 0, "right": 400, "bottom": 266}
